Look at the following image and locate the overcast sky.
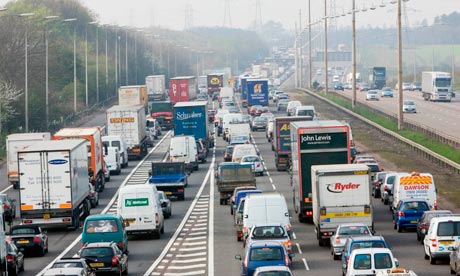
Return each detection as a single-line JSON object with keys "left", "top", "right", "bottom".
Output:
{"left": 73, "top": 0, "right": 460, "bottom": 30}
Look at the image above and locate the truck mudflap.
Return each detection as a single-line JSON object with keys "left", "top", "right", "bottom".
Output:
{"left": 299, "top": 204, "right": 313, "bottom": 223}
{"left": 128, "top": 143, "right": 148, "bottom": 160}
{"left": 275, "top": 155, "right": 289, "bottom": 171}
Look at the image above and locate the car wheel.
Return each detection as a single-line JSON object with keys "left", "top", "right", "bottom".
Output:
{"left": 160, "top": 224, "right": 164, "bottom": 234}
{"left": 424, "top": 250, "right": 429, "bottom": 260}
{"left": 40, "top": 246, "right": 46, "bottom": 256}
{"left": 417, "top": 233, "right": 421, "bottom": 241}
{"left": 333, "top": 253, "right": 340, "bottom": 260}
{"left": 393, "top": 222, "right": 397, "bottom": 230}
{"left": 397, "top": 224, "right": 403, "bottom": 233}
{"left": 230, "top": 206, "right": 234, "bottom": 215}
{"left": 450, "top": 264, "right": 455, "bottom": 274}
{"left": 122, "top": 263, "right": 128, "bottom": 275}
{"left": 429, "top": 251, "right": 437, "bottom": 265}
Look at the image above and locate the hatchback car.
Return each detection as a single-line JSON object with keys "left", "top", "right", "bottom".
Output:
{"left": 366, "top": 90, "right": 379, "bottom": 101}
{"left": 8, "top": 225, "right": 48, "bottom": 256}
{"left": 253, "top": 266, "right": 294, "bottom": 276}
{"left": 0, "top": 193, "right": 16, "bottom": 222}
{"left": 423, "top": 216, "right": 460, "bottom": 264}
{"left": 223, "top": 145, "right": 234, "bottom": 161}
{"left": 330, "top": 223, "right": 373, "bottom": 260}
{"left": 77, "top": 242, "right": 128, "bottom": 275}
{"left": 410, "top": 82, "right": 422, "bottom": 91}
{"left": 416, "top": 210, "right": 452, "bottom": 243}
{"left": 251, "top": 117, "right": 268, "bottom": 131}
{"left": 240, "top": 155, "right": 264, "bottom": 176}
{"left": 249, "top": 105, "right": 263, "bottom": 116}
{"left": 372, "top": 172, "right": 388, "bottom": 199}
{"left": 48, "top": 258, "right": 96, "bottom": 276}
{"left": 403, "top": 100, "right": 417, "bottom": 113}
{"left": 157, "top": 191, "right": 172, "bottom": 219}
{"left": 381, "top": 87, "right": 394, "bottom": 97}
{"left": 393, "top": 198, "right": 430, "bottom": 232}
{"left": 235, "top": 241, "right": 292, "bottom": 276}
{"left": 245, "top": 224, "right": 293, "bottom": 259}
{"left": 255, "top": 106, "right": 270, "bottom": 116}
{"left": 5, "top": 239, "right": 25, "bottom": 276}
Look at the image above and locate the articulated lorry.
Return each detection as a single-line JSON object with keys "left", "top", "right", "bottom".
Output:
{"left": 312, "top": 164, "right": 373, "bottom": 246}
{"left": 149, "top": 162, "right": 188, "bottom": 201}
{"left": 369, "top": 67, "right": 386, "bottom": 89}
{"left": 146, "top": 75, "right": 166, "bottom": 101}
{"left": 118, "top": 85, "right": 149, "bottom": 114}
{"left": 421, "top": 71, "right": 452, "bottom": 102}
{"left": 272, "top": 116, "right": 312, "bottom": 171}
{"left": 169, "top": 76, "right": 197, "bottom": 103}
{"left": 106, "top": 105, "right": 149, "bottom": 160}
{"left": 246, "top": 78, "right": 269, "bottom": 109}
{"left": 207, "top": 73, "right": 225, "bottom": 96}
{"left": 18, "top": 140, "right": 90, "bottom": 229}
{"left": 6, "top": 132, "right": 51, "bottom": 189}
{"left": 290, "top": 120, "right": 351, "bottom": 223}
{"left": 53, "top": 127, "right": 106, "bottom": 192}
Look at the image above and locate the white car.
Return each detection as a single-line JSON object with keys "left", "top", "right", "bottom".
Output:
{"left": 330, "top": 223, "right": 373, "bottom": 260}
{"left": 366, "top": 90, "right": 379, "bottom": 101}
{"left": 402, "top": 100, "right": 417, "bottom": 113}
{"left": 240, "top": 154, "right": 264, "bottom": 176}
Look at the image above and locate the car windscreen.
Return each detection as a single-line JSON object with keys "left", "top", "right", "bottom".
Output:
{"left": 437, "top": 221, "right": 460, "bottom": 236}
{"left": 81, "top": 247, "right": 113, "bottom": 258}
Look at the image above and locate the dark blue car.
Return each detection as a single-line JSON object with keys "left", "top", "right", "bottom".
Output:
{"left": 341, "top": 236, "right": 388, "bottom": 275}
{"left": 393, "top": 198, "right": 430, "bottom": 233}
{"left": 231, "top": 189, "right": 262, "bottom": 215}
{"left": 236, "top": 241, "right": 291, "bottom": 276}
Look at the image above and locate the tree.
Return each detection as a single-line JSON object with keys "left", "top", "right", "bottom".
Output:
{"left": 0, "top": 81, "right": 23, "bottom": 148}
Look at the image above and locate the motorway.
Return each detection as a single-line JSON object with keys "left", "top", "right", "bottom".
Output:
{"left": 0, "top": 95, "right": 456, "bottom": 276}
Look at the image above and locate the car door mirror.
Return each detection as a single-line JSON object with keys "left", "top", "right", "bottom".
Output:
{"left": 235, "top": 255, "right": 242, "bottom": 261}
{"left": 421, "top": 229, "right": 426, "bottom": 234}
{"left": 395, "top": 258, "right": 399, "bottom": 267}
{"left": 244, "top": 214, "right": 248, "bottom": 219}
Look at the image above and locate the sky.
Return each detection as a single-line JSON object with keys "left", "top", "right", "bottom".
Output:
{"left": 73, "top": 0, "right": 460, "bottom": 31}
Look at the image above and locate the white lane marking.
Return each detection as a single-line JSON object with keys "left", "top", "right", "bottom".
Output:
{"left": 36, "top": 132, "right": 172, "bottom": 276}
{"left": 175, "top": 252, "right": 207, "bottom": 258}
{"left": 272, "top": 184, "right": 276, "bottom": 190}
{"left": 303, "top": 258, "right": 310, "bottom": 270}
{"left": 171, "top": 258, "right": 207, "bottom": 263}
{"left": 296, "top": 243, "right": 303, "bottom": 254}
{"left": 167, "top": 264, "right": 206, "bottom": 269}
{"left": 178, "top": 246, "right": 207, "bottom": 252}
{"left": 292, "top": 232, "right": 297, "bottom": 239}
{"left": 269, "top": 178, "right": 273, "bottom": 184}
{"left": 208, "top": 127, "right": 216, "bottom": 276}
{"left": 0, "top": 185, "right": 12, "bottom": 193}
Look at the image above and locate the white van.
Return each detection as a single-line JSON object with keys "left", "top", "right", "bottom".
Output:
{"left": 391, "top": 172, "right": 437, "bottom": 211}
{"left": 117, "top": 183, "right": 164, "bottom": 238}
{"left": 232, "top": 144, "right": 258, "bottom": 163}
{"left": 286, "top": 101, "right": 301, "bottom": 116}
{"left": 242, "top": 193, "right": 291, "bottom": 239}
{"left": 423, "top": 216, "right": 460, "bottom": 264}
{"left": 104, "top": 146, "right": 121, "bottom": 175}
{"left": 295, "top": 105, "right": 316, "bottom": 118}
{"left": 222, "top": 113, "right": 244, "bottom": 141}
{"left": 169, "top": 135, "right": 198, "bottom": 172}
{"left": 102, "top": 135, "right": 128, "bottom": 168}
{"left": 345, "top": 248, "right": 399, "bottom": 276}
{"left": 227, "top": 123, "right": 251, "bottom": 142}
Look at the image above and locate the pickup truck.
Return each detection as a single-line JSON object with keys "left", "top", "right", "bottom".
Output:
{"left": 215, "top": 162, "right": 256, "bottom": 205}
{"left": 149, "top": 162, "right": 188, "bottom": 201}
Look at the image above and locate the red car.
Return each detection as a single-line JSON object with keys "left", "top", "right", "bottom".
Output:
{"left": 255, "top": 106, "right": 269, "bottom": 116}
{"left": 249, "top": 105, "right": 262, "bottom": 116}
{"left": 208, "top": 109, "right": 216, "bottom": 123}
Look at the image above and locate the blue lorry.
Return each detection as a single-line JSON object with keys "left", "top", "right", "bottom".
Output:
{"left": 246, "top": 79, "right": 269, "bottom": 109}
{"left": 173, "top": 101, "right": 214, "bottom": 161}
{"left": 149, "top": 162, "right": 188, "bottom": 201}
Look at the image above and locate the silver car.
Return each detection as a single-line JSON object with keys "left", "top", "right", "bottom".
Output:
{"left": 244, "top": 224, "right": 293, "bottom": 259}
{"left": 330, "top": 223, "right": 373, "bottom": 260}
{"left": 403, "top": 100, "right": 417, "bottom": 113}
{"left": 158, "top": 191, "right": 172, "bottom": 219}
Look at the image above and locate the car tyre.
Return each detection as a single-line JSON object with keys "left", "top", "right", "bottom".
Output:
{"left": 429, "top": 251, "right": 437, "bottom": 265}
{"left": 397, "top": 224, "right": 403, "bottom": 233}
{"left": 424, "top": 250, "right": 429, "bottom": 260}
{"left": 333, "top": 253, "right": 340, "bottom": 260}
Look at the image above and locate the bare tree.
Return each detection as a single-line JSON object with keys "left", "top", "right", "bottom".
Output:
{"left": 0, "top": 81, "right": 23, "bottom": 148}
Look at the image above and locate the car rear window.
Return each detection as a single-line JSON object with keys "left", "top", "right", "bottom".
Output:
{"left": 353, "top": 254, "right": 371, "bottom": 269}
{"left": 402, "top": 201, "right": 429, "bottom": 211}
{"left": 85, "top": 220, "right": 118, "bottom": 233}
{"left": 351, "top": 241, "right": 386, "bottom": 251}
{"left": 437, "top": 221, "right": 460, "bottom": 236}
{"left": 250, "top": 247, "right": 283, "bottom": 261}
{"left": 338, "top": 226, "right": 369, "bottom": 235}
{"left": 81, "top": 247, "right": 113, "bottom": 257}
{"left": 252, "top": 226, "right": 285, "bottom": 238}
{"left": 374, "top": 253, "right": 393, "bottom": 269}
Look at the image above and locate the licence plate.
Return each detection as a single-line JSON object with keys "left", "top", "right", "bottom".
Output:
{"left": 410, "top": 220, "right": 418, "bottom": 223}
{"left": 89, "top": 263, "right": 105, "bottom": 268}
{"left": 165, "top": 191, "right": 172, "bottom": 195}
{"left": 127, "top": 219, "right": 135, "bottom": 224}
{"left": 17, "top": 240, "right": 29, "bottom": 244}
{"left": 440, "top": 240, "right": 454, "bottom": 245}
{"left": 43, "top": 214, "right": 50, "bottom": 219}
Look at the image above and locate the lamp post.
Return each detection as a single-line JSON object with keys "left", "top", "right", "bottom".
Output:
{"left": 352, "top": 0, "right": 357, "bottom": 108}
{"left": 44, "top": 15, "right": 59, "bottom": 130}
{"left": 397, "top": 0, "right": 404, "bottom": 130}
{"left": 88, "top": 21, "right": 98, "bottom": 103}
{"left": 324, "top": 0, "right": 328, "bottom": 94}
{"left": 125, "top": 28, "right": 129, "bottom": 85}
{"left": 64, "top": 18, "right": 77, "bottom": 113}
{"left": 19, "top": 13, "right": 34, "bottom": 132}
{"left": 308, "top": 0, "right": 312, "bottom": 89}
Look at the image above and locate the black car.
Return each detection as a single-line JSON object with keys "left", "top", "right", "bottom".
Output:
{"left": 78, "top": 242, "right": 128, "bottom": 275}
{"left": 8, "top": 225, "right": 49, "bottom": 256}
{"left": 6, "top": 239, "right": 25, "bottom": 276}
{"left": 0, "top": 193, "right": 16, "bottom": 222}
{"left": 224, "top": 145, "right": 234, "bottom": 161}
{"left": 212, "top": 91, "right": 219, "bottom": 100}
{"left": 334, "top": 84, "right": 344, "bottom": 91}
{"left": 49, "top": 258, "right": 96, "bottom": 276}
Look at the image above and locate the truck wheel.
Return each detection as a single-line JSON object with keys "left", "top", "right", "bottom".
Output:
{"left": 179, "top": 195, "right": 185, "bottom": 201}
{"left": 220, "top": 199, "right": 225, "bottom": 205}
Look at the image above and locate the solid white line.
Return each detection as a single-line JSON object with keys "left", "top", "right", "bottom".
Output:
{"left": 0, "top": 185, "right": 12, "bottom": 194}
{"left": 163, "top": 271, "right": 206, "bottom": 276}
{"left": 208, "top": 128, "right": 216, "bottom": 276}
{"left": 296, "top": 243, "right": 303, "bottom": 254}
{"left": 303, "top": 258, "right": 310, "bottom": 270}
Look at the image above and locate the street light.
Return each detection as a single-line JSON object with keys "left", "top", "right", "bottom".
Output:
{"left": 44, "top": 15, "right": 59, "bottom": 130}
{"left": 64, "top": 18, "right": 77, "bottom": 113}
{"left": 86, "top": 21, "right": 98, "bottom": 106}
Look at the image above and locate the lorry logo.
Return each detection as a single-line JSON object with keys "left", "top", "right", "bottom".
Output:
{"left": 280, "top": 123, "right": 290, "bottom": 131}
{"left": 172, "top": 84, "right": 177, "bottom": 96}
{"left": 110, "top": 117, "right": 135, "bottom": 123}
{"left": 210, "top": 77, "right": 221, "bottom": 85}
{"left": 399, "top": 175, "right": 433, "bottom": 185}
{"left": 176, "top": 111, "right": 202, "bottom": 121}
{"left": 253, "top": 83, "right": 263, "bottom": 94}
{"left": 48, "top": 159, "right": 68, "bottom": 165}
{"left": 125, "top": 198, "right": 149, "bottom": 207}
{"left": 326, "top": 182, "right": 361, "bottom": 193}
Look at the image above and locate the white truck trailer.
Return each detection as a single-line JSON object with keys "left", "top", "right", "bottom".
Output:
{"left": 6, "top": 132, "right": 51, "bottom": 189}
{"left": 106, "top": 105, "right": 148, "bottom": 160}
{"left": 18, "top": 139, "right": 90, "bottom": 229}
{"left": 312, "top": 164, "right": 373, "bottom": 246}
{"left": 421, "top": 71, "right": 452, "bottom": 102}
{"left": 146, "top": 75, "right": 166, "bottom": 101}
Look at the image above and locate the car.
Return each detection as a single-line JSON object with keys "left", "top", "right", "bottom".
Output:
{"left": 103, "top": 160, "right": 110, "bottom": 182}
{"left": 88, "top": 183, "right": 99, "bottom": 208}
{"left": 212, "top": 91, "right": 220, "bottom": 100}
{"left": 196, "top": 93, "right": 208, "bottom": 101}
{"left": 344, "top": 83, "right": 352, "bottom": 90}
{"left": 77, "top": 242, "right": 128, "bottom": 275}
{"left": 350, "top": 147, "right": 359, "bottom": 163}
{"left": 393, "top": 198, "right": 430, "bottom": 232}
{"left": 402, "top": 82, "right": 411, "bottom": 90}
{"left": 208, "top": 109, "right": 216, "bottom": 123}
{"left": 158, "top": 191, "right": 172, "bottom": 219}
{"left": 260, "top": 112, "right": 274, "bottom": 121}
{"left": 423, "top": 216, "right": 460, "bottom": 265}
{"left": 380, "top": 172, "right": 398, "bottom": 205}
{"left": 286, "top": 101, "right": 301, "bottom": 116}
{"left": 403, "top": 100, "right": 417, "bottom": 113}
{"left": 7, "top": 225, "right": 49, "bottom": 256}
{"left": 361, "top": 162, "right": 383, "bottom": 180}
{"left": 240, "top": 155, "right": 264, "bottom": 176}
{"left": 366, "top": 90, "right": 379, "bottom": 101}
{"left": 353, "top": 155, "right": 376, "bottom": 163}
{"left": 330, "top": 223, "right": 373, "bottom": 260}
{"left": 251, "top": 116, "right": 268, "bottom": 131}
{"left": 255, "top": 106, "right": 269, "bottom": 116}
{"left": 381, "top": 87, "right": 394, "bottom": 97}
{"left": 359, "top": 83, "right": 370, "bottom": 91}
{"left": 5, "top": 239, "right": 25, "bottom": 276}
{"left": 146, "top": 117, "right": 161, "bottom": 138}
{"left": 244, "top": 224, "right": 293, "bottom": 259}
{"left": 416, "top": 210, "right": 452, "bottom": 243}
{"left": 145, "top": 127, "right": 155, "bottom": 147}
{"left": 276, "top": 93, "right": 290, "bottom": 101}
{"left": 277, "top": 99, "right": 290, "bottom": 111}
{"left": 47, "top": 258, "right": 96, "bottom": 276}
{"left": 450, "top": 242, "right": 460, "bottom": 275}
{"left": 229, "top": 135, "right": 251, "bottom": 146}
{"left": 253, "top": 266, "right": 294, "bottom": 276}
{"left": 223, "top": 145, "right": 234, "bottom": 161}
{"left": 272, "top": 91, "right": 285, "bottom": 102}
{"left": 334, "top": 83, "right": 345, "bottom": 91}
{"left": 410, "top": 82, "right": 422, "bottom": 91}
{"left": 0, "top": 193, "right": 16, "bottom": 222}
{"left": 235, "top": 241, "right": 292, "bottom": 276}
{"left": 249, "top": 105, "right": 263, "bottom": 116}
{"left": 341, "top": 236, "right": 389, "bottom": 276}
{"left": 372, "top": 172, "right": 388, "bottom": 199}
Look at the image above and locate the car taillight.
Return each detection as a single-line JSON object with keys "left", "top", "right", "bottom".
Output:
{"left": 112, "top": 255, "right": 118, "bottom": 266}
{"left": 156, "top": 213, "right": 159, "bottom": 224}
{"left": 346, "top": 256, "right": 350, "bottom": 264}
{"left": 33, "top": 237, "right": 41, "bottom": 243}
{"left": 3, "top": 203, "right": 7, "bottom": 210}
{"left": 6, "top": 255, "right": 14, "bottom": 262}
{"left": 117, "top": 241, "right": 124, "bottom": 249}
{"left": 398, "top": 211, "right": 404, "bottom": 217}
{"left": 335, "top": 237, "right": 341, "bottom": 244}
{"left": 283, "top": 240, "right": 292, "bottom": 248}
{"left": 384, "top": 185, "right": 388, "bottom": 191}
{"left": 284, "top": 254, "right": 290, "bottom": 266}
{"left": 243, "top": 254, "right": 248, "bottom": 269}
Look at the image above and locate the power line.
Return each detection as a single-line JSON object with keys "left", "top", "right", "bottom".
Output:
{"left": 223, "top": 0, "right": 232, "bottom": 27}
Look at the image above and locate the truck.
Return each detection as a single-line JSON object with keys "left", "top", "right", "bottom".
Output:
{"left": 148, "top": 162, "right": 188, "bottom": 201}
{"left": 239, "top": 74, "right": 253, "bottom": 108}
{"left": 215, "top": 162, "right": 256, "bottom": 205}
{"left": 272, "top": 117, "right": 311, "bottom": 171}
{"left": 246, "top": 78, "right": 269, "bottom": 109}
{"left": 198, "top": 75, "right": 208, "bottom": 93}
{"left": 6, "top": 132, "right": 51, "bottom": 189}
{"left": 369, "top": 67, "right": 386, "bottom": 89}
{"left": 151, "top": 101, "right": 173, "bottom": 130}
{"left": 145, "top": 75, "right": 166, "bottom": 101}
{"left": 53, "top": 127, "right": 106, "bottom": 192}
{"left": 346, "top": 72, "right": 362, "bottom": 85}
{"left": 18, "top": 140, "right": 91, "bottom": 229}
{"left": 169, "top": 76, "right": 197, "bottom": 104}
{"left": 118, "top": 85, "right": 148, "bottom": 114}
{"left": 106, "top": 105, "right": 149, "bottom": 160}
{"left": 421, "top": 71, "right": 452, "bottom": 102}
{"left": 207, "top": 73, "right": 225, "bottom": 96}
{"left": 290, "top": 120, "right": 351, "bottom": 223}
{"left": 173, "top": 101, "right": 213, "bottom": 151}
{"left": 311, "top": 164, "right": 373, "bottom": 246}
